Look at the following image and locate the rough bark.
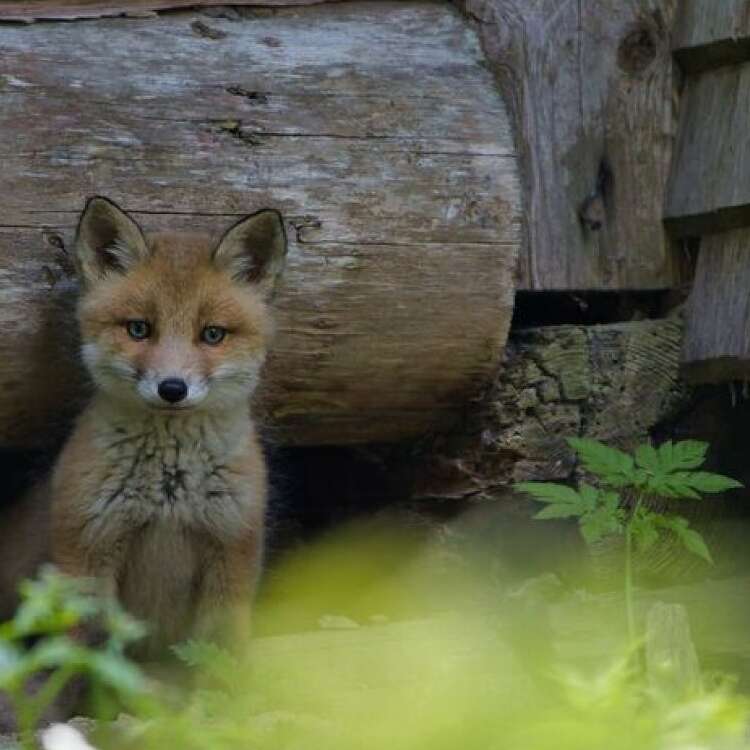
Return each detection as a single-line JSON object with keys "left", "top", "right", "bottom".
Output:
{"left": 0, "top": 1, "right": 521, "bottom": 448}
{"left": 463, "top": 0, "right": 683, "bottom": 291}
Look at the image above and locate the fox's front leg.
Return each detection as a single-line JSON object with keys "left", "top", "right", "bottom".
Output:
{"left": 51, "top": 519, "right": 126, "bottom": 603}
{"left": 193, "top": 535, "right": 262, "bottom": 646}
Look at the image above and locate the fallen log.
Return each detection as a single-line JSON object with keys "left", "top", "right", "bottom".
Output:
{"left": 0, "top": 1, "right": 520, "bottom": 448}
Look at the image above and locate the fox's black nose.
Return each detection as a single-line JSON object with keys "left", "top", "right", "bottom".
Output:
{"left": 158, "top": 378, "right": 188, "bottom": 404}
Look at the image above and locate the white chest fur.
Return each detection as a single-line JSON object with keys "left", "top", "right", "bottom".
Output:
{"left": 80, "top": 411, "right": 256, "bottom": 548}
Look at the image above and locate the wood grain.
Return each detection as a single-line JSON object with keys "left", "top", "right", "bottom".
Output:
{"left": 465, "top": 0, "right": 683, "bottom": 291}
{"left": 645, "top": 602, "right": 702, "bottom": 697}
{"left": 0, "top": 1, "right": 521, "bottom": 448}
{"left": 665, "top": 63, "right": 750, "bottom": 237}
{"left": 681, "top": 228, "right": 750, "bottom": 382}
{"left": 674, "top": 0, "right": 750, "bottom": 74}
{"left": 411, "top": 316, "right": 687, "bottom": 501}
{"left": 0, "top": 1, "right": 338, "bottom": 21}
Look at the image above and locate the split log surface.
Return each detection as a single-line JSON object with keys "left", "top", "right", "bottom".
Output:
{"left": 0, "top": 1, "right": 521, "bottom": 448}
{"left": 465, "top": 0, "right": 683, "bottom": 291}
{"left": 410, "top": 316, "right": 688, "bottom": 500}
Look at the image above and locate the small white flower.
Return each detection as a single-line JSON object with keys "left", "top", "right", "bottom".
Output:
{"left": 40, "top": 724, "right": 98, "bottom": 750}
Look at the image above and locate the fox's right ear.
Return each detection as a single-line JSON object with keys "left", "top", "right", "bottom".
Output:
{"left": 212, "top": 209, "right": 287, "bottom": 298}
{"left": 74, "top": 196, "right": 149, "bottom": 285}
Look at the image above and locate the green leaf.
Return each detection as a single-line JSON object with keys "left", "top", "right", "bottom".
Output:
{"left": 635, "top": 443, "right": 660, "bottom": 472}
{"left": 657, "top": 440, "right": 675, "bottom": 470}
{"left": 28, "top": 637, "right": 86, "bottom": 670}
{"left": 579, "top": 506, "right": 623, "bottom": 545}
{"left": 0, "top": 643, "right": 22, "bottom": 684}
{"left": 679, "top": 527, "right": 713, "bottom": 564}
{"left": 514, "top": 482, "right": 581, "bottom": 505}
{"left": 515, "top": 482, "right": 605, "bottom": 523}
{"left": 566, "top": 438, "right": 634, "bottom": 487}
{"left": 630, "top": 510, "right": 660, "bottom": 552}
{"left": 534, "top": 504, "right": 584, "bottom": 520}
{"left": 686, "top": 472, "right": 743, "bottom": 494}
{"left": 647, "top": 470, "right": 743, "bottom": 499}
{"left": 88, "top": 651, "right": 146, "bottom": 695}
{"left": 600, "top": 491, "right": 621, "bottom": 513}
{"left": 579, "top": 484, "right": 602, "bottom": 511}
{"left": 656, "top": 515, "right": 713, "bottom": 564}
{"left": 669, "top": 441, "right": 709, "bottom": 471}
{"left": 646, "top": 472, "right": 701, "bottom": 500}
{"left": 173, "top": 640, "right": 237, "bottom": 685}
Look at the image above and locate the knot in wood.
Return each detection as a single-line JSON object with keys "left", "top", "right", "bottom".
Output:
{"left": 42, "top": 231, "right": 65, "bottom": 252}
{"left": 618, "top": 26, "right": 658, "bottom": 74}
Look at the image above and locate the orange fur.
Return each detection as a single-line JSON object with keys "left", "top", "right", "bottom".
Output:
{"left": 50, "top": 198, "right": 286, "bottom": 656}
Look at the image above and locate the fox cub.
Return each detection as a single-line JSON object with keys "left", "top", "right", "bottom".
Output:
{"left": 50, "top": 197, "right": 286, "bottom": 655}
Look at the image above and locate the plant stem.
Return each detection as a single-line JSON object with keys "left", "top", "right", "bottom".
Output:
{"left": 624, "top": 521, "right": 636, "bottom": 647}
{"left": 17, "top": 664, "right": 78, "bottom": 748}
{"left": 624, "top": 493, "right": 644, "bottom": 648}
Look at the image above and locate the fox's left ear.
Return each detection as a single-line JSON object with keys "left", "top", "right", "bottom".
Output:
{"left": 212, "top": 209, "right": 287, "bottom": 297}
{"left": 74, "top": 196, "right": 150, "bottom": 286}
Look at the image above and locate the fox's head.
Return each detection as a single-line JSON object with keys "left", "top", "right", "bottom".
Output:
{"left": 73, "top": 196, "right": 287, "bottom": 413}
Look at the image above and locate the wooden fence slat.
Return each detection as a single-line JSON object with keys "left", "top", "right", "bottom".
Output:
{"left": 682, "top": 228, "right": 750, "bottom": 382}
{"left": 674, "top": 0, "right": 750, "bottom": 74}
{"left": 665, "top": 64, "right": 750, "bottom": 237}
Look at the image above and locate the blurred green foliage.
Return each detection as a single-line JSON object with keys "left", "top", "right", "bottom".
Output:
{"left": 0, "top": 568, "right": 146, "bottom": 749}
{"left": 516, "top": 439, "right": 743, "bottom": 642}
{"left": 1, "top": 475, "right": 749, "bottom": 750}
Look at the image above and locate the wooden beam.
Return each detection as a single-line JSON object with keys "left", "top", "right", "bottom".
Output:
{"left": 465, "top": 0, "right": 683, "bottom": 291}
{"left": 665, "top": 64, "right": 750, "bottom": 237}
{"left": 674, "top": 0, "right": 750, "bottom": 74}
{"left": 682, "top": 228, "right": 750, "bottom": 382}
{"left": 0, "top": 2, "right": 521, "bottom": 448}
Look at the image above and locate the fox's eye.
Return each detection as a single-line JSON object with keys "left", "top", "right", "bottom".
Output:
{"left": 201, "top": 326, "right": 226, "bottom": 346}
{"left": 126, "top": 320, "right": 151, "bottom": 340}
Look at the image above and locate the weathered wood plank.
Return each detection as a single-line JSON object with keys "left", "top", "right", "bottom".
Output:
{"left": 665, "top": 64, "right": 750, "bottom": 237}
{"left": 0, "top": 1, "right": 336, "bottom": 21}
{"left": 465, "top": 0, "right": 683, "bottom": 291}
{"left": 674, "top": 0, "right": 750, "bottom": 74}
{"left": 0, "top": 1, "right": 521, "bottom": 448}
{"left": 645, "top": 602, "right": 702, "bottom": 697}
{"left": 681, "top": 228, "right": 750, "bottom": 383}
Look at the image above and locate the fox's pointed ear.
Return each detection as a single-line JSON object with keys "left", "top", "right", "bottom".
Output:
{"left": 212, "top": 209, "right": 287, "bottom": 297}
{"left": 74, "top": 196, "right": 149, "bottom": 285}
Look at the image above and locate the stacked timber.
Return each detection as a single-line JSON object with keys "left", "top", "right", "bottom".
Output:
{"left": 667, "top": 2, "right": 750, "bottom": 382}
{"left": 464, "top": 0, "right": 684, "bottom": 291}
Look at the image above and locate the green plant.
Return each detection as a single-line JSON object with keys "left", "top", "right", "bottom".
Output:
{"left": 0, "top": 567, "right": 147, "bottom": 749}
{"left": 515, "top": 439, "right": 743, "bottom": 644}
